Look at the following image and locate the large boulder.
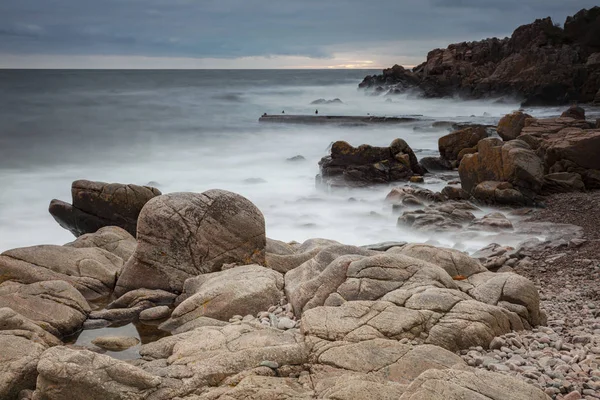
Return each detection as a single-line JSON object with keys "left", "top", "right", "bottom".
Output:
{"left": 317, "top": 139, "right": 425, "bottom": 187}
{"left": 115, "top": 190, "right": 266, "bottom": 295}
{"left": 497, "top": 111, "right": 533, "bottom": 141}
{"left": 438, "top": 126, "right": 488, "bottom": 165}
{"left": 163, "top": 265, "right": 283, "bottom": 330}
{"left": 0, "top": 245, "right": 123, "bottom": 301}
{"left": 64, "top": 226, "right": 136, "bottom": 261}
{"left": 49, "top": 180, "right": 161, "bottom": 237}
{"left": 458, "top": 138, "right": 544, "bottom": 204}
{"left": 0, "top": 280, "right": 90, "bottom": 337}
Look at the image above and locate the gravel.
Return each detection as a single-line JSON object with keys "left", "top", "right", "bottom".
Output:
{"left": 462, "top": 190, "right": 600, "bottom": 400}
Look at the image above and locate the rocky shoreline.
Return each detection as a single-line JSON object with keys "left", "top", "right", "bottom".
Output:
{"left": 1, "top": 103, "right": 600, "bottom": 399}
{"left": 359, "top": 7, "right": 600, "bottom": 106}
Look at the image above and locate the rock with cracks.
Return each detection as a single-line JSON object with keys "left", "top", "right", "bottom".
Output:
{"left": 115, "top": 190, "right": 266, "bottom": 295}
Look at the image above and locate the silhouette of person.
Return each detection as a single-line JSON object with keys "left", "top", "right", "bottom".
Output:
{"left": 282, "top": 110, "right": 285, "bottom": 114}
{"left": 315, "top": 109, "right": 319, "bottom": 115}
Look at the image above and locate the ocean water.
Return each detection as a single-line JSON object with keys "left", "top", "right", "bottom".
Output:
{"left": 0, "top": 69, "right": 563, "bottom": 253}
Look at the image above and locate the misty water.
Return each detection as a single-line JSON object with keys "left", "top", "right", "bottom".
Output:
{"left": 0, "top": 69, "right": 567, "bottom": 253}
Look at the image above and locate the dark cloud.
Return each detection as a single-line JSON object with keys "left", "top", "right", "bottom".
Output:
{"left": 0, "top": 0, "right": 597, "bottom": 60}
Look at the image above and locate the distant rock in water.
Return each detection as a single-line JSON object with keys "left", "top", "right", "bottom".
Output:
{"left": 359, "top": 6, "right": 600, "bottom": 105}
{"left": 243, "top": 178, "right": 267, "bottom": 184}
{"left": 286, "top": 155, "right": 306, "bottom": 162}
{"left": 310, "top": 98, "right": 343, "bottom": 105}
{"left": 316, "top": 138, "right": 425, "bottom": 188}
{"left": 49, "top": 180, "right": 161, "bottom": 237}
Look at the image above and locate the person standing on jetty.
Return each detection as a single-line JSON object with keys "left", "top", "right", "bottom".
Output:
{"left": 315, "top": 109, "right": 319, "bottom": 114}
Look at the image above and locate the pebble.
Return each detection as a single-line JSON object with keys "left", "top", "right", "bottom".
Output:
{"left": 277, "top": 317, "right": 296, "bottom": 330}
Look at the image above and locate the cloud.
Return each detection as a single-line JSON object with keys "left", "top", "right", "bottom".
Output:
{"left": 0, "top": 0, "right": 598, "bottom": 67}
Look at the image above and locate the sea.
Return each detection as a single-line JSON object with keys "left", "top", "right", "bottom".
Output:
{"left": 0, "top": 69, "right": 567, "bottom": 253}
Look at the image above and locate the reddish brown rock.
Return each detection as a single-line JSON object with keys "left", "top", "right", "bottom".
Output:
{"left": 359, "top": 7, "right": 600, "bottom": 106}
{"left": 497, "top": 111, "right": 533, "bottom": 141}
{"left": 438, "top": 126, "right": 488, "bottom": 164}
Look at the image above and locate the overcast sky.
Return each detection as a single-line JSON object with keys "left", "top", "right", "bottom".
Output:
{"left": 0, "top": 0, "right": 597, "bottom": 69}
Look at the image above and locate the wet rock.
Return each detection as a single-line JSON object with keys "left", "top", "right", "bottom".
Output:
{"left": 386, "top": 186, "right": 443, "bottom": 204}
{"left": 317, "top": 139, "right": 426, "bottom": 187}
{"left": 441, "top": 185, "right": 470, "bottom": 200}
{"left": 419, "top": 156, "right": 453, "bottom": 171}
{"left": 560, "top": 105, "right": 586, "bottom": 120}
{"left": 0, "top": 245, "right": 122, "bottom": 301}
{"left": 91, "top": 336, "right": 140, "bottom": 351}
{"left": 115, "top": 190, "right": 266, "bottom": 295}
{"left": 49, "top": 180, "right": 161, "bottom": 237}
{"left": 470, "top": 212, "right": 514, "bottom": 231}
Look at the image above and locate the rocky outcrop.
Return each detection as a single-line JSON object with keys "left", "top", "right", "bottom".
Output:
{"left": 162, "top": 265, "right": 283, "bottom": 330}
{"left": 317, "top": 139, "right": 425, "bottom": 187}
{"left": 115, "top": 190, "right": 266, "bottom": 295}
{"left": 359, "top": 7, "right": 600, "bottom": 106}
{"left": 49, "top": 180, "right": 161, "bottom": 237}
{"left": 0, "top": 281, "right": 90, "bottom": 337}
{"left": 285, "top": 244, "right": 541, "bottom": 351}
{"left": 458, "top": 138, "right": 544, "bottom": 205}
{"left": 0, "top": 245, "right": 123, "bottom": 301}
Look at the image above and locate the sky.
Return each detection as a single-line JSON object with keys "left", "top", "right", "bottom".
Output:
{"left": 0, "top": 0, "right": 598, "bottom": 69}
